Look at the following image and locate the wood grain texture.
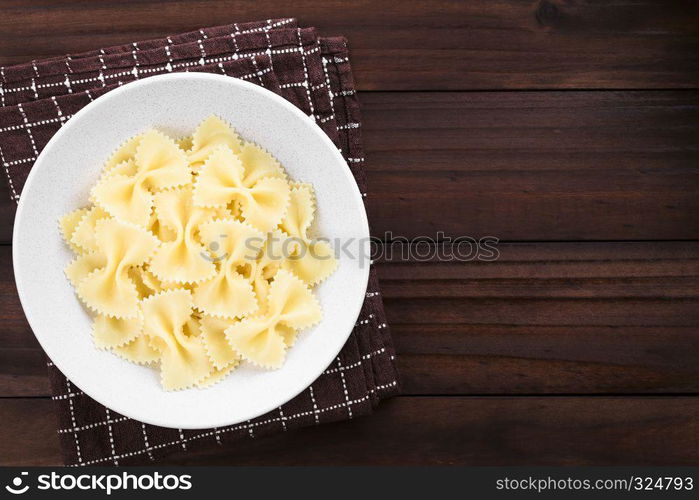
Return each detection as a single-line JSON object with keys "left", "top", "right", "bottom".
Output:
{"left": 0, "top": 399, "right": 61, "bottom": 466}
{"left": 1, "top": 90, "right": 698, "bottom": 242}
{"left": 3, "top": 242, "right": 698, "bottom": 397}
{"left": 0, "top": 0, "right": 698, "bottom": 90}
{"left": 2, "top": 396, "right": 698, "bottom": 466}
{"left": 361, "top": 91, "right": 699, "bottom": 240}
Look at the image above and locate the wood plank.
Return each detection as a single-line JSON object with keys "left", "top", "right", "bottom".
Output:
{"left": 361, "top": 91, "right": 699, "bottom": 240}
{"left": 0, "top": 349, "right": 48, "bottom": 396}
{"left": 2, "top": 91, "right": 698, "bottom": 242}
{"left": 2, "top": 396, "right": 697, "bottom": 466}
{"left": 0, "top": 398, "right": 61, "bottom": 466}
{"left": 3, "top": 242, "right": 698, "bottom": 396}
{"left": 0, "top": 1, "right": 698, "bottom": 90}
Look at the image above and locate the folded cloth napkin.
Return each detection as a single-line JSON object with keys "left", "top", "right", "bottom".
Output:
{"left": 0, "top": 18, "right": 399, "bottom": 465}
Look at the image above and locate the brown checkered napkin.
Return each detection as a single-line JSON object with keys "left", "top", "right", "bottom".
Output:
{"left": 0, "top": 19, "right": 399, "bottom": 465}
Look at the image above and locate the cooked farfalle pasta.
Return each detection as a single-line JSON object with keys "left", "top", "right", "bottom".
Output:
{"left": 60, "top": 116, "right": 337, "bottom": 390}
{"left": 91, "top": 130, "right": 191, "bottom": 227}
{"left": 187, "top": 115, "right": 241, "bottom": 166}
{"left": 140, "top": 289, "right": 216, "bottom": 391}
{"left": 193, "top": 146, "right": 290, "bottom": 232}
{"left": 93, "top": 313, "right": 143, "bottom": 349}
{"left": 74, "top": 218, "right": 160, "bottom": 318}
{"left": 148, "top": 186, "right": 219, "bottom": 284}
{"left": 70, "top": 206, "right": 110, "bottom": 254}
{"left": 59, "top": 207, "right": 89, "bottom": 255}
{"left": 199, "top": 315, "right": 241, "bottom": 370}
{"left": 225, "top": 270, "right": 321, "bottom": 368}
{"left": 279, "top": 184, "right": 338, "bottom": 285}
{"left": 193, "top": 219, "right": 264, "bottom": 318}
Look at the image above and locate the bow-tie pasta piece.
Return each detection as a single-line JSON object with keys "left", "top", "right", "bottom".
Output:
{"left": 245, "top": 229, "right": 286, "bottom": 308}
{"left": 193, "top": 146, "right": 290, "bottom": 232}
{"left": 76, "top": 218, "right": 160, "bottom": 318}
{"left": 106, "top": 159, "right": 139, "bottom": 178}
{"left": 265, "top": 269, "right": 322, "bottom": 330}
{"left": 191, "top": 147, "right": 243, "bottom": 207}
{"left": 235, "top": 175, "right": 291, "bottom": 233}
{"left": 198, "top": 363, "right": 240, "bottom": 388}
{"left": 91, "top": 130, "right": 191, "bottom": 227}
{"left": 69, "top": 206, "right": 110, "bottom": 254}
{"left": 193, "top": 219, "right": 264, "bottom": 318}
{"left": 225, "top": 270, "right": 321, "bottom": 368}
{"left": 280, "top": 183, "right": 315, "bottom": 239}
{"left": 279, "top": 184, "right": 337, "bottom": 285}
{"left": 224, "top": 316, "right": 284, "bottom": 369}
{"left": 134, "top": 130, "right": 192, "bottom": 190}
{"left": 149, "top": 187, "right": 218, "bottom": 284}
{"left": 103, "top": 134, "right": 142, "bottom": 175}
{"left": 238, "top": 141, "right": 287, "bottom": 187}
{"left": 284, "top": 238, "right": 337, "bottom": 286}
{"left": 93, "top": 313, "right": 143, "bottom": 349}
{"left": 187, "top": 116, "right": 242, "bottom": 166}
{"left": 113, "top": 334, "right": 161, "bottom": 366}
{"left": 199, "top": 315, "right": 241, "bottom": 370}
{"left": 141, "top": 289, "right": 215, "bottom": 390}
{"left": 91, "top": 159, "right": 151, "bottom": 226}
{"left": 59, "top": 207, "right": 89, "bottom": 254}
{"left": 65, "top": 251, "right": 107, "bottom": 288}
{"left": 276, "top": 323, "right": 301, "bottom": 348}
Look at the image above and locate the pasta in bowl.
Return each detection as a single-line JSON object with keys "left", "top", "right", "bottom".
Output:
{"left": 60, "top": 117, "right": 337, "bottom": 390}
{"left": 14, "top": 73, "right": 369, "bottom": 428}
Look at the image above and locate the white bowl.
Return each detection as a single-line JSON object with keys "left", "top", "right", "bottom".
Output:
{"left": 13, "top": 73, "right": 369, "bottom": 429}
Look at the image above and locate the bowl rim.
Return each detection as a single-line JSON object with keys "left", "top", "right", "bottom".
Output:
{"left": 12, "top": 72, "right": 370, "bottom": 428}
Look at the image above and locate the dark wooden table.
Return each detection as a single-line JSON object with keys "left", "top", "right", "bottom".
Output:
{"left": 1, "top": 0, "right": 698, "bottom": 465}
